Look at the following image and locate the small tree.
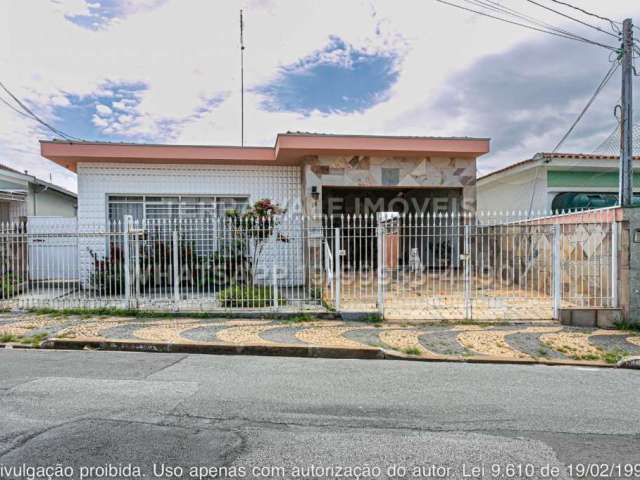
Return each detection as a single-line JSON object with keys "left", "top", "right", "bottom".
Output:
{"left": 225, "top": 199, "right": 288, "bottom": 284}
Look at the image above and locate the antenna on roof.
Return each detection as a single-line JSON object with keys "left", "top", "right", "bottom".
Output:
{"left": 240, "top": 9, "right": 245, "bottom": 147}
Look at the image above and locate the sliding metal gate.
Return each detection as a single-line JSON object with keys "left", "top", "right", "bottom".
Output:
{"left": 327, "top": 211, "right": 617, "bottom": 320}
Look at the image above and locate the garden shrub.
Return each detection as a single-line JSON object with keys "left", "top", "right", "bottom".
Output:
{"left": 218, "top": 284, "right": 285, "bottom": 308}
{"left": 0, "top": 272, "right": 17, "bottom": 299}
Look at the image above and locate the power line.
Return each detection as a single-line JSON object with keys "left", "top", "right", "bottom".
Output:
{"left": 552, "top": 61, "right": 620, "bottom": 152}
{"left": 0, "top": 94, "right": 33, "bottom": 119}
{"left": 449, "top": 0, "right": 616, "bottom": 48}
{"left": 462, "top": 0, "right": 597, "bottom": 40}
{"left": 0, "top": 80, "right": 83, "bottom": 141}
{"left": 523, "top": 0, "right": 618, "bottom": 38}
{"left": 547, "top": 0, "right": 620, "bottom": 31}
{"left": 434, "top": 0, "right": 617, "bottom": 50}
{"left": 526, "top": 61, "right": 619, "bottom": 216}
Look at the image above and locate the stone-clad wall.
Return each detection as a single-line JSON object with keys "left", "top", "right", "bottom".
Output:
{"left": 474, "top": 223, "right": 614, "bottom": 307}
{"left": 301, "top": 155, "right": 477, "bottom": 216}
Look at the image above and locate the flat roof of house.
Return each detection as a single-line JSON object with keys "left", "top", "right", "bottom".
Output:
{"left": 478, "top": 152, "right": 640, "bottom": 183}
{"left": 40, "top": 133, "right": 490, "bottom": 172}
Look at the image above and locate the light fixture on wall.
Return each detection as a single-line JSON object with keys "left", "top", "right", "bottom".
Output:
{"left": 311, "top": 186, "right": 319, "bottom": 199}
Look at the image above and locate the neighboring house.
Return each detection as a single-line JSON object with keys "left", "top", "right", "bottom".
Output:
{"left": 40, "top": 133, "right": 489, "bottom": 226}
{"left": 0, "top": 164, "right": 77, "bottom": 222}
{"left": 477, "top": 152, "right": 640, "bottom": 213}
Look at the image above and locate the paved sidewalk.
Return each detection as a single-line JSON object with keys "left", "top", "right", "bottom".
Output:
{"left": 1, "top": 312, "right": 639, "bottom": 366}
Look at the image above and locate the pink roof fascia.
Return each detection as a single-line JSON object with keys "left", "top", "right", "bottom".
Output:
{"left": 274, "top": 133, "right": 490, "bottom": 158}
{"left": 40, "top": 134, "right": 490, "bottom": 172}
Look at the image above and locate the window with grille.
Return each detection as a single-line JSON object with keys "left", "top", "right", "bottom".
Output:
{"left": 108, "top": 195, "right": 249, "bottom": 223}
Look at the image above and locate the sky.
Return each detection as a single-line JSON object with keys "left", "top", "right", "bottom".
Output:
{"left": 1, "top": 0, "right": 639, "bottom": 192}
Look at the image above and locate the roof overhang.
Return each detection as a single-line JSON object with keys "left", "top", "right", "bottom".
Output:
{"left": 40, "top": 134, "right": 490, "bottom": 173}
{"left": 478, "top": 152, "right": 640, "bottom": 186}
{"left": 0, "top": 190, "right": 27, "bottom": 202}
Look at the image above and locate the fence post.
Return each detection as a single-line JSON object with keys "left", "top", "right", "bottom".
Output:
{"left": 334, "top": 227, "right": 341, "bottom": 311}
{"left": 377, "top": 225, "right": 384, "bottom": 317}
{"left": 172, "top": 229, "right": 180, "bottom": 303}
{"left": 552, "top": 223, "right": 561, "bottom": 319}
{"left": 464, "top": 223, "right": 472, "bottom": 320}
{"left": 272, "top": 263, "right": 279, "bottom": 309}
{"left": 123, "top": 215, "right": 132, "bottom": 308}
{"left": 133, "top": 225, "right": 141, "bottom": 305}
{"left": 611, "top": 221, "right": 619, "bottom": 308}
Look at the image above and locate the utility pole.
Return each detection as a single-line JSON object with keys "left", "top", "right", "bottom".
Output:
{"left": 240, "top": 9, "right": 245, "bottom": 147}
{"left": 619, "top": 18, "right": 634, "bottom": 206}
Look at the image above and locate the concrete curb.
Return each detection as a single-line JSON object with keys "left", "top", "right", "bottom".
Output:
{"left": 382, "top": 349, "right": 618, "bottom": 368}
{"left": 40, "top": 339, "right": 386, "bottom": 360}
{"left": 0, "top": 342, "right": 36, "bottom": 350}
{"left": 37, "top": 338, "right": 622, "bottom": 368}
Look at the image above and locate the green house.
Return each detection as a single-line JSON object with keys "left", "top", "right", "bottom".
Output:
{"left": 477, "top": 152, "right": 640, "bottom": 214}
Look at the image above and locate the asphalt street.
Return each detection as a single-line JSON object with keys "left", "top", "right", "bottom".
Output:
{"left": 0, "top": 349, "right": 639, "bottom": 480}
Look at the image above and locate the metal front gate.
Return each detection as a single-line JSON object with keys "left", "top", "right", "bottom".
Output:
{"left": 328, "top": 211, "right": 618, "bottom": 320}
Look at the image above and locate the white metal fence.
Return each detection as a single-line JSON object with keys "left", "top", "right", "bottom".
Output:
{"left": 0, "top": 210, "right": 619, "bottom": 319}
{"left": 327, "top": 210, "right": 617, "bottom": 320}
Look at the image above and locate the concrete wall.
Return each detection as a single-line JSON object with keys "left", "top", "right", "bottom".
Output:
{"left": 621, "top": 207, "right": 640, "bottom": 324}
{"left": 477, "top": 167, "right": 548, "bottom": 213}
{"left": 0, "top": 178, "right": 26, "bottom": 191}
{"left": 27, "top": 185, "right": 76, "bottom": 218}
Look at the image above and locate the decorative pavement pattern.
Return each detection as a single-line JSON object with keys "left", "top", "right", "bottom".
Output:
{"left": 1, "top": 312, "right": 640, "bottom": 365}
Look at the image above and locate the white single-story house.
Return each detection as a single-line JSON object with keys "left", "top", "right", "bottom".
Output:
{"left": 0, "top": 164, "right": 77, "bottom": 222}
{"left": 41, "top": 133, "right": 489, "bottom": 226}
{"left": 477, "top": 152, "right": 640, "bottom": 214}
{"left": 40, "top": 133, "right": 489, "bottom": 287}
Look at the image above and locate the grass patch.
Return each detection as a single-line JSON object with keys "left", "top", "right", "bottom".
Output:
{"left": 359, "top": 314, "right": 383, "bottom": 325}
{"left": 450, "top": 320, "right": 511, "bottom": 327}
{"left": 218, "top": 285, "right": 285, "bottom": 309}
{"left": 602, "top": 348, "right": 629, "bottom": 364}
{"left": 29, "top": 306, "right": 339, "bottom": 322}
{"left": 0, "top": 333, "right": 18, "bottom": 343}
{"left": 0, "top": 331, "right": 48, "bottom": 346}
{"left": 554, "top": 344, "right": 577, "bottom": 354}
{"left": 29, "top": 307, "right": 234, "bottom": 320}
{"left": 19, "top": 332, "right": 49, "bottom": 346}
{"left": 537, "top": 347, "right": 549, "bottom": 357}
{"left": 402, "top": 346, "right": 422, "bottom": 356}
{"left": 321, "top": 299, "right": 336, "bottom": 312}
{"left": 614, "top": 321, "right": 640, "bottom": 332}
{"left": 571, "top": 353, "right": 601, "bottom": 361}
{"left": 286, "top": 313, "right": 317, "bottom": 324}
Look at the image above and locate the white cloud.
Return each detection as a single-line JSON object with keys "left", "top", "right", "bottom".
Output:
{"left": 91, "top": 114, "right": 108, "bottom": 127}
{"left": 48, "top": 0, "right": 93, "bottom": 17}
{"left": 111, "top": 100, "right": 128, "bottom": 110}
{"left": 95, "top": 103, "right": 112, "bottom": 116}
{"left": 117, "top": 113, "right": 133, "bottom": 124}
